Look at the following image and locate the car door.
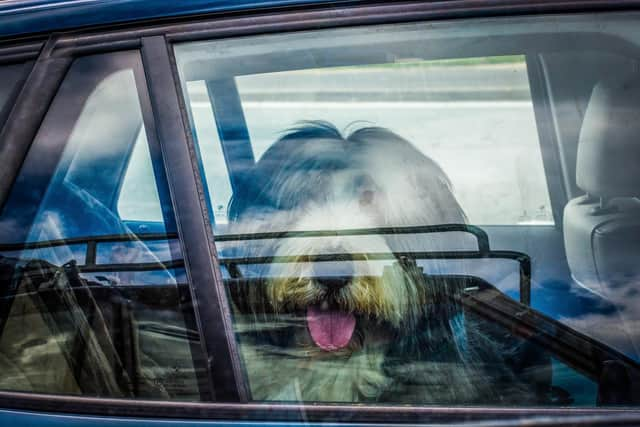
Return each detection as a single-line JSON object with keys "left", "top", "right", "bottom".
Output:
{"left": 1, "top": 2, "right": 640, "bottom": 426}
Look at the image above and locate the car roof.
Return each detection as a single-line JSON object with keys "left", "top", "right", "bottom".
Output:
{"left": 0, "top": 0, "right": 350, "bottom": 39}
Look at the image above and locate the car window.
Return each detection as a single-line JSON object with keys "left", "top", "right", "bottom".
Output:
{"left": 175, "top": 14, "right": 640, "bottom": 407}
{"left": 0, "top": 51, "right": 205, "bottom": 400}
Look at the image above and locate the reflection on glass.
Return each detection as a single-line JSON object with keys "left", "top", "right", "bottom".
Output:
{"left": 0, "top": 244, "right": 87, "bottom": 266}
{"left": 176, "top": 17, "right": 640, "bottom": 407}
{"left": 96, "top": 239, "right": 182, "bottom": 266}
{"left": 0, "top": 52, "right": 204, "bottom": 400}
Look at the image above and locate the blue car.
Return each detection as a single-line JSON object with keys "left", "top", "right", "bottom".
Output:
{"left": 0, "top": 0, "right": 640, "bottom": 425}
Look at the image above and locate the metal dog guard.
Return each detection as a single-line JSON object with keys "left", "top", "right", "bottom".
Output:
{"left": 215, "top": 223, "right": 532, "bottom": 306}
{"left": 0, "top": 224, "right": 531, "bottom": 306}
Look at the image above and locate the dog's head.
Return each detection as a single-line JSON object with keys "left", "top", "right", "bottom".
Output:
{"left": 228, "top": 121, "right": 467, "bottom": 354}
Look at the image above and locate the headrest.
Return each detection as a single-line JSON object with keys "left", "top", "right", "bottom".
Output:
{"left": 577, "top": 73, "right": 640, "bottom": 198}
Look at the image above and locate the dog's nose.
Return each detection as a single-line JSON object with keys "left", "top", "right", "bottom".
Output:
{"left": 316, "top": 276, "right": 350, "bottom": 291}
{"left": 314, "top": 261, "right": 354, "bottom": 291}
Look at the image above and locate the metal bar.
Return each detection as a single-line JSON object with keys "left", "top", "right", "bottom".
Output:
{"left": 85, "top": 240, "right": 97, "bottom": 266}
{"left": 0, "top": 232, "right": 179, "bottom": 251}
{"left": 216, "top": 223, "right": 491, "bottom": 253}
{"left": 518, "top": 254, "right": 531, "bottom": 306}
{"left": 0, "top": 224, "right": 487, "bottom": 250}
{"left": 206, "top": 79, "right": 255, "bottom": 194}
{"left": 218, "top": 250, "right": 527, "bottom": 264}
{"left": 141, "top": 35, "right": 247, "bottom": 402}
{"left": 489, "top": 250, "right": 531, "bottom": 305}
{"left": 461, "top": 284, "right": 640, "bottom": 378}
{"left": 219, "top": 249, "right": 531, "bottom": 305}
{"left": 526, "top": 53, "right": 569, "bottom": 226}
{"left": 78, "top": 260, "right": 184, "bottom": 273}
{"left": 0, "top": 225, "right": 528, "bottom": 303}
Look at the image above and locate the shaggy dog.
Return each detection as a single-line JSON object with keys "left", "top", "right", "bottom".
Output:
{"left": 226, "top": 122, "right": 545, "bottom": 404}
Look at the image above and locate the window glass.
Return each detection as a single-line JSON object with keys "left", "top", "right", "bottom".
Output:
{"left": 185, "top": 80, "right": 232, "bottom": 225}
{"left": 117, "top": 128, "right": 164, "bottom": 223}
{"left": 0, "top": 51, "right": 205, "bottom": 400}
{"left": 176, "top": 13, "right": 640, "bottom": 408}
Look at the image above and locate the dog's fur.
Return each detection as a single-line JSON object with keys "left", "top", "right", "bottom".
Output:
{"left": 227, "top": 122, "right": 545, "bottom": 404}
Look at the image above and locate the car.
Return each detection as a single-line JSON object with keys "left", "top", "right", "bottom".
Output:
{"left": 0, "top": 0, "right": 639, "bottom": 425}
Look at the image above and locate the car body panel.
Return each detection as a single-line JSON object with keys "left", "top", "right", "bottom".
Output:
{"left": 0, "top": 411, "right": 314, "bottom": 427}
{"left": 0, "top": 0, "right": 342, "bottom": 39}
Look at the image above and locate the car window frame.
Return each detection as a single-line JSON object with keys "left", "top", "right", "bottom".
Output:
{"left": 0, "top": 1, "right": 639, "bottom": 424}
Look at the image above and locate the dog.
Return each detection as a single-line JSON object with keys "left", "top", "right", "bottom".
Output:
{"left": 226, "top": 122, "right": 546, "bottom": 404}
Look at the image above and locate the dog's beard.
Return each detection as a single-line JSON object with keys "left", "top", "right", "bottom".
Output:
{"left": 231, "top": 233, "right": 445, "bottom": 402}
{"left": 266, "top": 261, "right": 425, "bottom": 348}
{"left": 234, "top": 263, "right": 474, "bottom": 403}
{"left": 238, "top": 318, "right": 394, "bottom": 402}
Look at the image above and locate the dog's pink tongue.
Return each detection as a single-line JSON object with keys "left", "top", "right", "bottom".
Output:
{"left": 307, "top": 305, "right": 356, "bottom": 351}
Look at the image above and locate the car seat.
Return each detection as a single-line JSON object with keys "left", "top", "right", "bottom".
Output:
{"left": 563, "top": 72, "right": 640, "bottom": 297}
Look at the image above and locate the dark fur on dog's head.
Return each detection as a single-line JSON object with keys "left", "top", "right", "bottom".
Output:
{"left": 227, "top": 122, "right": 538, "bottom": 404}
{"left": 229, "top": 121, "right": 466, "bottom": 225}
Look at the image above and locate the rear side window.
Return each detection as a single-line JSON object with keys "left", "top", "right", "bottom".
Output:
{"left": 0, "top": 51, "right": 205, "bottom": 400}
{"left": 175, "top": 13, "right": 640, "bottom": 408}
